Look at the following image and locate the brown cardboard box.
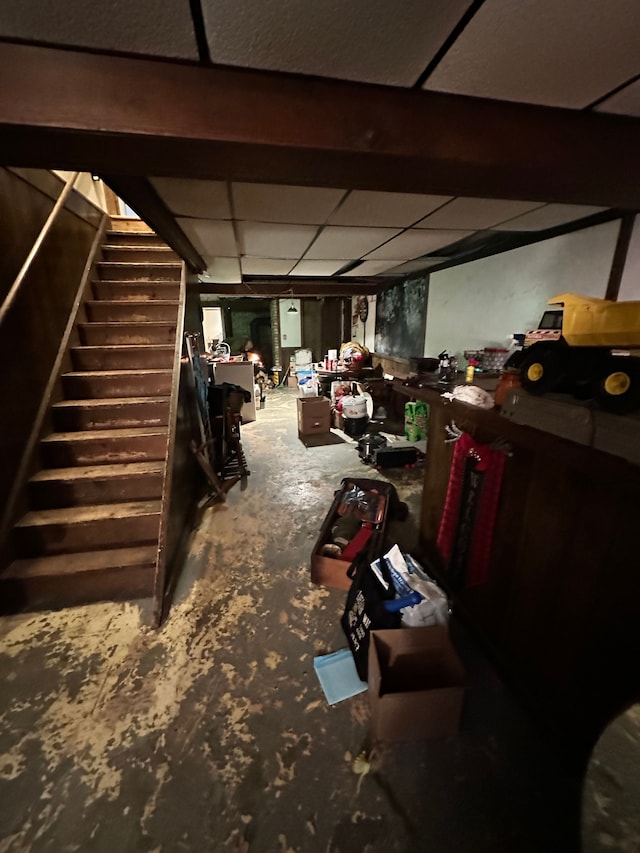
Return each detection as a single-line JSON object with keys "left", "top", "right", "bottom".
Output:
{"left": 368, "top": 626, "right": 466, "bottom": 742}
{"left": 297, "top": 396, "right": 331, "bottom": 435}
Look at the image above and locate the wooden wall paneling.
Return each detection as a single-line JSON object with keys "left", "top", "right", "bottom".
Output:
{"left": 321, "top": 298, "right": 345, "bottom": 362}
{"left": 546, "top": 479, "right": 625, "bottom": 698}
{"left": 0, "top": 168, "right": 54, "bottom": 301}
{"left": 569, "top": 490, "right": 640, "bottom": 741}
{"left": 419, "top": 398, "right": 455, "bottom": 549}
{"left": 501, "top": 461, "right": 582, "bottom": 676}
{"left": 302, "top": 299, "right": 322, "bottom": 363}
{"left": 465, "top": 445, "right": 535, "bottom": 637}
{"left": 0, "top": 197, "right": 98, "bottom": 551}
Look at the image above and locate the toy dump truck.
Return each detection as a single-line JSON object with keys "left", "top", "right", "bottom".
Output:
{"left": 509, "top": 293, "right": 640, "bottom": 413}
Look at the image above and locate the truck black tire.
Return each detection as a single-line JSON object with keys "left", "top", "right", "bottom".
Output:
{"left": 593, "top": 359, "right": 640, "bottom": 413}
{"left": 519, "top": 344, "right": 568, "bottom": 394}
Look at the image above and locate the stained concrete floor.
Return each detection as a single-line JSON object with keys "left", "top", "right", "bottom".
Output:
{"left": 0, "top": 388, "right": 624, "bottom": 852}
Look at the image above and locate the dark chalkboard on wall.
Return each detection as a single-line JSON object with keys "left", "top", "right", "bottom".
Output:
{"left": 374, "top": 277, "right": 427, "bottom": 358}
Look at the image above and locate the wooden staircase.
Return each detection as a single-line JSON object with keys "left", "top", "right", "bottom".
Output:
{"left": 2, "top": 220, "right": 183, "bottom": 610}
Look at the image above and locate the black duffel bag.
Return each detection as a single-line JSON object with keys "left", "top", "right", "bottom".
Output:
{"left": 340, "top": 549, "right": 400, "bottom": 681}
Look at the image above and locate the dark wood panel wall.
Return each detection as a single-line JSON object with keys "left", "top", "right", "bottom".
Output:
{"left": 0, "top": 169, "right": 102, "bottom": 528}
{"left": 410, "top": 385, "right": 640, "bottom": 757}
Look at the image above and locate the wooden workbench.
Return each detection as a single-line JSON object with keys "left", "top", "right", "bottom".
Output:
{"left": 394, "top": 380, "right": 640, "bottom": 756}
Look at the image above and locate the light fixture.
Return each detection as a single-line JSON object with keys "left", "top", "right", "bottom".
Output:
{"left": 287, "top": 301, "right": 298, "bottom": 314}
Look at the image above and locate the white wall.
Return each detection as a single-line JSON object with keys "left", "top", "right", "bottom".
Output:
{"left": 279, "top": 298, "right": 302, "bottom": 348}
{"left": 618, "top": 217, "right": 640, "bottom": 301}
{"left": 202, "top": 307, "right": 224, "bottom": 352}
{"left": 424, "top": 220, "right": 620, "bottom": 361}
{"left": 54, "top": 171, "right": 108, "bottom": 211}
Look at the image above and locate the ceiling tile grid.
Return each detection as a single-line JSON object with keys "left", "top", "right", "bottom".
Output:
{"left": 151, "top": 181, "right": 613, "bottom": 281}
{"left": 343, "top": 260, "right": 406, "bottom": 276}
{"left": 151, "top": 178, "right": 232, "bottom": 219}
{"left": 328, "top": 190, "right": 453, "bottom": 227}
{"left": 365, "top": 228, "right": 474, "bottom": 260}
{"left": 240, "top": 258, "right": 297, "bottom": 275}
{"left": 0, "top": 0, "right": 199, "bottom": 59}
{"left": 177, "top": 218, "right": 237, "bottom": 256}
{"left": 237, "top": 221, "right": 319, "bottom": 258}
{"left": 303, "top": 225, "right": 402, "bottom": 260}
{"left": 201, "top": 0, "right": 475, "bottom": 87}
{"left": 423, "top": 0, "right": 640, "bottom": 109}
{"left": 492, "top": 203, "right": 607, "bottom": 232}
{"left": 416, "top": 197, "right": 545, "bottom": 229}
{"left": 289, "top": 260, "right": 347, "bottom": 276}
{"left": 596, "top": 78, "right": 640, "bottom": 117}
{"left": 200, "top": 257, "right": 242, "bottom": 283}
{"left": 232, "top": 183, "right": 347, "bottom": 224}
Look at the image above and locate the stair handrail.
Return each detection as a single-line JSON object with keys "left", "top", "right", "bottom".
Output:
{"left": 152, "top": 261, "right": 188, "bottom": 626}
{"left": 0, "top": 171, "right": 79, "bottom": 327}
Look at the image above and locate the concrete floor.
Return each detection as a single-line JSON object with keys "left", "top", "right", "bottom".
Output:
{"left": 0, "top": 388, "right": 614, "bottom": 852}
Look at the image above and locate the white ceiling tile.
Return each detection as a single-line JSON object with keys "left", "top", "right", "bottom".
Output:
{"left": 200, "top": 257, "right": 242, "bottom": 284}
{"left": 492, "top": 204, "right": 607, "bottom": 231}
{"left": 289, "top": 260, "right": 346, "bottom": 276}
{"left": 237, "top": 222, "right": 318, "bottom": 258}
{"left": 343, "top": 260, "right": 405, "bottom": 276}
{"left": 304, "top": 226, "right": 401, "bottom": 260}
{"left": 232, "top": 183, "right": 346, "bottom": 224}
{"left": 596, "top": 79, "right": 640, "bottom": 117}
{"left": 177, "top": 219, "right": 238, "bottom": 256}
{"left": 366, "top": 229, "right": 473, "bottom": 260}
{"left": 328, "top": 190, "right": 452, "bottom": 227}
{"left": 201, "top": 0, "right": 475, "bottom": 86}
{"left": 424, "top": 0, "right": 640, "bottom": 108}
{"left": 151, "top": 178, "right": 231, "bottom": 219}
{"left": 0, "top": 0, "right": 198, "bottom": 59}
{"left": 379, "top": 258, "right": 445, "bottom": 275}
{"left": 416, "top": 197, "right": 545, "bottom": 229}
{"left": 240, "top": 258, "right": 297, "bottom": 275}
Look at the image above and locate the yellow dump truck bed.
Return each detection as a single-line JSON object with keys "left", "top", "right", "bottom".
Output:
{"left": 550, "top": 293, "right": 640, "bottom": 347}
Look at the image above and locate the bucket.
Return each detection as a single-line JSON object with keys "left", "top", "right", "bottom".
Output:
{"left": 344, "top": 415, "right": 369, "bottom": 438}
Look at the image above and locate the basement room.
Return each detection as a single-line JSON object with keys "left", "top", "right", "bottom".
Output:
{"left": 1, "top": 2, "right": 640, "bottom": 852}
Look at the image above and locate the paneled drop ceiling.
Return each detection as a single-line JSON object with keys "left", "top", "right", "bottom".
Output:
{"left": 149, "top": 177, "right": 607, "bottom": 284}
{"left": 1, "top": 0, "right": 639, "bottom": 288}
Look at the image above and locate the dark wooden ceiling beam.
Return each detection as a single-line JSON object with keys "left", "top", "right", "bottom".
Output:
{"left": 194, "top": 278, "right": 380, "bottom": 297}
{"left": 2, "top": 41, "right": 640, "bottom": 208}
{"left": 102, "top": 175, "right": 205, "bottom": 272}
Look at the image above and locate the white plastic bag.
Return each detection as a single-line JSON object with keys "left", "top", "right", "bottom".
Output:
{"left": 383, "top": 544, "right": 449, "bottom": 628}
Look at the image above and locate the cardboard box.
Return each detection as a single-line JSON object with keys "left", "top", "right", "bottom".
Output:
{"left": 297, "top": 396, "right": 331, "bottom": 435}
{"left": 368, "top": 626, "right": 466, "bottom": 741}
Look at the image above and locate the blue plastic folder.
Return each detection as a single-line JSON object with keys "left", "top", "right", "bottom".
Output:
{"left": 313, "top": 648, "right": 368, "bottom": 705}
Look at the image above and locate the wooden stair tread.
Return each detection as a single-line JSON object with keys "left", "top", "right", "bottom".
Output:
{"left": 72, "top": 345, "right": 174, "bottom": 350}
{"left": 63, "top": 369, "right": 172, "bottom": 378}
{"left": 31, "top": 461, "right": 165, "bottom": 482}
{"left": 86, "top": 300, "right": 180, "bottom": 306}
{"left": 79, "top": 321, "right": 177, "bottom": 327}
{"left": 92, "top": 284, "right": 180, "bottom": 290}
{"left": 53, "top": 396, "right": 170, "bottom": 408}
{"left": 42, "top": 426, "right": 169, "bottom": 442}
{"left": 16, "top": 500, "right": 162, "bottom": 527}
{"left": 4, "top": 546, "right": 158, "bottom": 579}
{"left": 98, "top": 262, "right": 181, "bottom": 268}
